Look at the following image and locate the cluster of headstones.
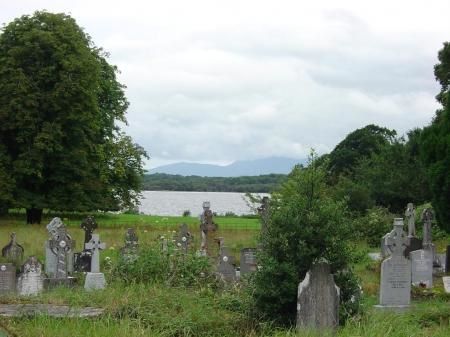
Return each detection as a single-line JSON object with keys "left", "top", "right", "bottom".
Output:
{"left": 377, "top": 204, "right": 450, "bottom": 309}
{"left": 0, "top": 216, "right": 108, "bottom": 296}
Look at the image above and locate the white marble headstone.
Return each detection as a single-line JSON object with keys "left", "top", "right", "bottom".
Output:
{"left": 17, "top": 256, "right": 44, "bottom": 296}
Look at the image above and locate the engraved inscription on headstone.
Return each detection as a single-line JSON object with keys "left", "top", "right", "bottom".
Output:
{"left": 0, "top": 263, "right": 16, "bottom": 295}
{"left": 45, "top": 218, "right": 75, "bottom": 277}
{"left": 240, "top": 248, "right": 257, "bottom": 276}
{"left": 217, "top": 247, "right": 236, "bottom": 282}
{"left": 410, "top": 249, "right": 433, "bottom": 288}
{"left": 17, "top": 256, "right": 44, "bottom": 296}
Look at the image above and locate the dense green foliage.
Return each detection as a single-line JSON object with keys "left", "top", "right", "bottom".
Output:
{"left": 0, "top": 12, "right": 147, "bottom": 222}
{"left": 420, "top": 42, "right": 450, "bottom": 232}
{"left": 143, "top": 173, "right": 286, "bottom": 192}
{"left": 251, "top": 155, "right": 359, "bottom": 324}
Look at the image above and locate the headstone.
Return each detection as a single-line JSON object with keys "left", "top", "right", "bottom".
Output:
{"left": 84, "top": 234, "right": 106, "bottom": 291}
{"left": 410, "top": 249, "right": 433, "bottom": 288}
{"left": 199, "top": 201, "right": 217, "bottom": 256}
{"left": 446, "top": 245, "right": 450, "bottom": 273}
{"left": 175, "top": 223, "right": 192, "bottom": 254}
{"left": 45, "top": 218, "right": 75, "bottom": 277}
{"left": 80, "top": 215, "right": 98, "bottom": 244}
{"left": 1, "top": 232, "right": 24, "bottom": 266}
{"left": 421, "top": 208, "right": 433, "bottom": 249}
{"left": 0, "top": 263, "right": 16, "bottom": 295}
{"left": 17, "top": 256, "right": 44, "bottom": 296}
{"left": 296, "top": 261, "right": 339, "bottom": 330}
{"left": 120, "top": 228, "right": 139, "bottom": 262}
{"left": 443, "top": 276, "right": 450, "bottom": 293}
{"left": 74, "top": 216, "right": 98, "bottom": 272}
{"left": 405, "top": 203, "right": 416, "bottom": 237}
{"left": 217, "top": 247, "right": 236, "bottom": 282}
{"left": 377, "top": 218, "right": 411, "bottom": 308}
{"left": 240, "top": 248, "right": 257, "bottom": 277}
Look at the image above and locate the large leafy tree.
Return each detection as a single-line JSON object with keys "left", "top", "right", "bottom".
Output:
{"left": 0, "top": 11, "right": 147, "bottom": 223}
{"left": 420, "top": 42, "right": 450, "bottom": 232}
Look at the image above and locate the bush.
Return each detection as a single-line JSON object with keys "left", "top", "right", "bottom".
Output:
{"left": 353, "top": 206, "right": 393, "bottom": 247}
{"left": 251, "top": 152, "right": 359, "bottom": 325}
{"left": 182, "top": 209, "right": 191, "bottom": 217}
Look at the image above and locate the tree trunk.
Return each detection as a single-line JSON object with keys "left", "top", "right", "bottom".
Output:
{"left": 26, "top": 208, "right": 43, "bottom": 224}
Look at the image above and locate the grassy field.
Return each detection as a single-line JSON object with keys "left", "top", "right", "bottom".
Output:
{"left": 0, "top": 213, "right": 449, "bottom": 337}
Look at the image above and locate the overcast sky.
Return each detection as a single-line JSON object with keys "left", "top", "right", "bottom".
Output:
{"left": 2, "top": 1, "right": 449, "bottom": 168}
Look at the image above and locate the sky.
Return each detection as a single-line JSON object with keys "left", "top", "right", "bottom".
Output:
{"left": 1, "top": 1, "right": 449, "bottom": 169}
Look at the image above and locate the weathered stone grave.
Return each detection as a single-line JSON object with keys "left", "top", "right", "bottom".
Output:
{"left": 84, "top": 234, "right": 106, "bottom": 291}
{"left": 120, "top": 228, "right": 139, "bottom": 262}
{"left": 74, "top": 216, "right": 98, "bottom": 272}
{"left": 410, "top": 249, "right": 433, "bottom": 288}
{"left": 443, "top": 276, "right": 450, "bottom": 293}
{"left": 17, "top": 256, "right": 44, "bottom": 296}
{"left": 296, "top": 261, "right": 339, "bottom": 330}
{"left": 45, "top": 218, "right": 75, "bottom": 277}
{"left": 199, "top": 201, "right": 217, "bottom": 256}
{"left": 217, "top": 247, "right": 236, "bottom": 282}
{"left": 175, "top": 223, "right": 192, "bottom": 254}
{"left": 44, "top": 218, "right": 76, "bottom": 288}
{"left": 405, "top": 203, "right": 416, "bottom": 237}
{"left": 0, "top": 263, "right": 16, "bottom": 295}
{"left": 377, "top": 218, "right": 411, "bottom": 309}
{"left": 240, "top": 248, "right": 257, "bottom": 277}
{"left": 2, "top": 232, "right": 24, "bottom": 266}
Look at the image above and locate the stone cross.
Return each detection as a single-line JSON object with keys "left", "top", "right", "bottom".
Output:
{"left": 200, "top": 201, "right": 217, "bottom": 255}
{"left": 49, "top": 226, "right": 75, "bottom": 278}
{"left": 421, "top": 208, "right": 433, "bottom": 248}
{"left": 405, "top": 203, "right": 415, "bottom": 237}
{"left": 85, "top": 234, "right": 106, "bottom": 273}
{"left": 80, "top": 215, "right": 98, "bottom": 245}
{"left": 385, "top": 218, "right": 408, "bottom": 256}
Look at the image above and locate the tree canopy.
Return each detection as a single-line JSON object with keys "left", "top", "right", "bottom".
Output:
{"left": 0, "top": 11, "right": 147, "bottom": 222}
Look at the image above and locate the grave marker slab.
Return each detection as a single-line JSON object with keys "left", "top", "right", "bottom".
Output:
{"left": 296, "top": 261, "right": 339, "bottom": 330}
{"left": 84, "top": 234, "right": 106, "bottom": 291}
{"left": 45, "top": 218, "right": 75, "bottom": 277}
{"left": 17, "top": 256, "right": 44, "bottom": 296}
{"left": 443, "top": 277, "right": 450, "bottom": 293}
{"left": 240, "top": 248, "right": 257, "bottom": 276}
{"left": 175, "top": 223, "right": 192, "bottom": 254}
{"left": 1, "top": 232, "right": 24, "bottom": 266}
{"left": 410, "top": 249, "right": 433, "bottom": 288}
{"left": 217, "top": 247, "right": 236, "bottom": 282}
{"left": 120, "top": 228, "right": 139, "bottom": 262}
{"left": 0, "top": 263, "right": 16, "bottom": 295}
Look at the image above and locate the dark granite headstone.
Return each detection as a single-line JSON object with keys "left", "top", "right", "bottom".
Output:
{"left": 74, "top": 251, "right": 92, "bottom": 272}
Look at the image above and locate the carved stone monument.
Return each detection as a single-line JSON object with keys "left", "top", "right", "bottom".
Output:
{"left": 45, "top": 218, "right": 75, "bottom": 277}
{"left": 175, "top": 223, "right": 192, "bottom": 254}
{"left": 84, "top": 234, "right": 106, "bottom": 290}
{"left": 75, "top": 216, "right": 98, "bottom": 272}
{"left": 410, "top": 249, "right": 433, "bottom": 288}
{"left": 199, "top": 201, "right": 217, "bottom": 256}
{"left": 217, "top": 247, "right": 236, "bottom": 282}
{"left": 377, "top": 218, "right": 411, "bottom": 309}
{"left": 405, "top": 203, "right": 416, "bottom": 237}
{"left": 296, "top": 261, "right": 340, "bottom": 330}
{"left": 17, "top": 256, "right": 44, "bottom": 296}
{"left": 120, "top": 228, "right": 139, "bottom": 262}
{"left": 240, "top": 248, "right": 258, "bottom": 277}
{"left": 421, "top": 208, "right": 434, "bottom": 250}
{"left": 0, "top": 263, "right": 16, "bottom": 295}
{"left": 2, "top": 232, "right": 24, "bottom": 266}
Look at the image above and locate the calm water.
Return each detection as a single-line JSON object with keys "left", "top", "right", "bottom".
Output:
{"left": 138, "top": 191, "right": 267, "bottom": 216}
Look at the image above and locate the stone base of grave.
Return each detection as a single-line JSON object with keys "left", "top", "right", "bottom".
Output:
{"left": 84, "top": 272, "right": 106, "bottom": 291}
{"left": 373, "top": 304, "right": 411, "bottom": 311}
{"left": 44, "top": 277, "right": 77, "bottom": 289}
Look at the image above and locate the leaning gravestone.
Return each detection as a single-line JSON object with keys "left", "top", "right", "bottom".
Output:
{"left": 0, "top": 263, "right": 16, "bottom": 295}
{"left": 17, "top": 256, "right": 44, "bottom": 296}
{"left": 45, "top": 218, "right": 75, "bottom": 277}
{"left": 217, "top": 247, "right": 236, "bottom": 282}
{"left": 120, "top": 228, "right": 139, "bottom": 262}
{"left": 240, "top": 248, "right": 258, "bottom": 277}
{"left": 2, "top": 232, "right": 24, "bottom": 267}
{"left": 84, "top": 234, "right": 106, "bottom": 291}
{"left": 443, "top": 277, "right": 450, "bottom": 293}
{"left": 377, "top": 218, "right": 411, "bottom": 309}
{"left": 296, "top": 261, "right": 339, "bottom": 330}
{"left": 410, "top": 249, "right": 433, "bottom": 288}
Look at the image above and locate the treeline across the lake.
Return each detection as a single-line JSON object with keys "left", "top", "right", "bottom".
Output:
{"left": 142, "top": 173, "right": 287, "bottom": 192}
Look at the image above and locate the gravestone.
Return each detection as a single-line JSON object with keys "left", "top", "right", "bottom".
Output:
{"left": 74, "top": 216, "right": 98, "bottom": 272}
{"left": 296, "top": 261, "right": 339, "bottom": 330}
{"left": 446, "top": 245, "right": 450, "bottom": 273}
{"left": 0, "top": 263, "right": 16, "bottom": 295}
{"left": 17, "top": 256, "right": 44, "bottom": 296}
{"left": 217, "top": 247, "right": 236, "bottom": 282}
{"left": 84, "top": 234, "right": 106, "bottom": 290}
{"left": 405, "top": 203, "right": 416, "bottom": 237}
{"left": 199, "top": 201, "right": 217, "bottom": 256}
{"left": 81, "top": 215, "right": 98, "bottom": 244}
{"left": 421, "top": 208, "right": 434, "bottom": 249}
{"left": 120, "top": 228, "right": 139, "bottom": 262}
{"left": 175, "top": 223, "right": 192, "bottom": 254}
{"left": 2, "top": 232, "right": 24, "bottom": 266}
{"left": 443, "top": 277, "right": 450, "bottom": 293}
{"left": 410, "top": 249, "right": 433, "bottom": 288}
{"left": 240, "top": 248, "right": 257, "bottom": 277}
{"left": 45, "top": 218, "right": 75, "bottom": 277}
{"left": 381, "top": 231, "right": 394, "bottom": 258}
{"left": 377, "top": 218, "right": 411, "bottom": 308}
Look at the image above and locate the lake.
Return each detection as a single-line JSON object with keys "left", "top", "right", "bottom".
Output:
{"left": 138, "top": 191, "right": 267, "bottom": 216}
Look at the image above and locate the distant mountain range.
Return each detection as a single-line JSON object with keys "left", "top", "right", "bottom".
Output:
{"left": 148, "top": 157, "right": 306, "bottom": 177}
